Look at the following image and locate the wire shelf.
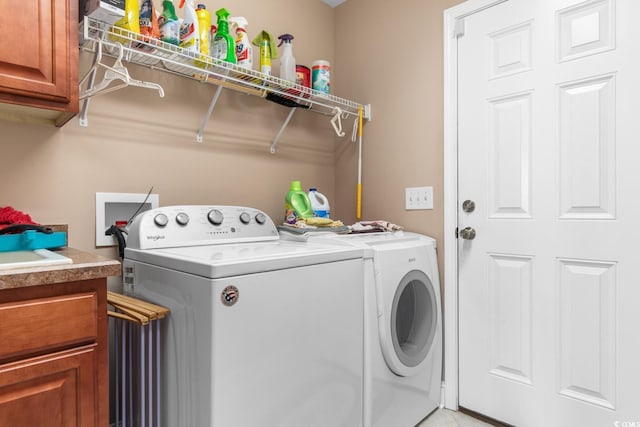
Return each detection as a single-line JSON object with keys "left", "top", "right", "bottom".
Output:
{"left": 81, "top": 17, "right": 368, "bottom": 119}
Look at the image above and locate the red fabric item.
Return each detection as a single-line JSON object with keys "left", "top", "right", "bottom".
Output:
{"left": 0, "top": 206, "right": 38, "bottom": 231}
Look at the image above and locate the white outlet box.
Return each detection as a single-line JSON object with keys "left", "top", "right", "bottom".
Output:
{"left": 95, "top": 192, "right": 159, "bottom": 247}
{"left": 405, "top": 186, "right": 434, "bottom": 210}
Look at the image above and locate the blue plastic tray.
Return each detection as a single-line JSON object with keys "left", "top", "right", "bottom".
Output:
{"left": 0, "top": 230, "right": 67, "bottom": 252}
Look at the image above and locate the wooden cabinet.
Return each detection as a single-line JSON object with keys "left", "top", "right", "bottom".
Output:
{"left": 0, "top": 0, "right": 78, "bottom": 126}
{"left": 0, "top": 279, "right": 108, "bottom": 426}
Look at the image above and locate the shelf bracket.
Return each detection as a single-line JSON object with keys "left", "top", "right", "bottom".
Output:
{"left": 197, "top": 85, "right": 224, "bottom": 143}
{"left": 78, "top": 72, "right": 97, "bottom": 128}
{"left": 78, "top": 43, "right": 101, "bottom": 128}
{"left": 270, "top": 108, "right": 297, "bottom": 154}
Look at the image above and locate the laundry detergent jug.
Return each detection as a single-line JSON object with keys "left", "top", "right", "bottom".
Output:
{"left": 284, "top": 181, "right": 313, "bottom": 224}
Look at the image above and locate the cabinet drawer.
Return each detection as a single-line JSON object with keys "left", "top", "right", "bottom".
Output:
{"left": 0, "top": 292, "right": 98, "bottom": 361}
{"left": 0, "top": 345, "right": 97, "bottom": 426}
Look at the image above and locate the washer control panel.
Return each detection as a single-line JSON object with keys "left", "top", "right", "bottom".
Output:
{"left": 126, "top": 205, "right": 279, "bottom": 250}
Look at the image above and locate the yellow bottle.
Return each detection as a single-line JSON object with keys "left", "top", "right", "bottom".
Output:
{"left": 115, "top": 0, "right": 141, "bottom": 34}
{"left": 251, "top": 30, "right": 277, "bottom": 76}
{"left": 195, "top": 4, "right": 211, "bottom": 68}
{"left": 111, "top": 0, "right": 140, "bottom": 43}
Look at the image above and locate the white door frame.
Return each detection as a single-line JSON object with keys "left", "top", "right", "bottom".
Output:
{"left": 442, "top": 0, "right": 509, "bottom": 410}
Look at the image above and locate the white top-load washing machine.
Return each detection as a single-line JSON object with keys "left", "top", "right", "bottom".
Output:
{"left": 281, "top": 230, "right": 442, "bottom": 427}
{"left": 123, "top": 206, "right": 364, "bottom": 427}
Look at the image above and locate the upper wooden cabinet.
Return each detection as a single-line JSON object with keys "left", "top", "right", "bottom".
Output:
{"left": 0, "top": 0, "right": 78, "bottom": 126}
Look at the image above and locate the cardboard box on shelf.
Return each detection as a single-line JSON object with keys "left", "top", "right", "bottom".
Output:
{"left": 80, "top": 0, "right": 125, "bottom": 24}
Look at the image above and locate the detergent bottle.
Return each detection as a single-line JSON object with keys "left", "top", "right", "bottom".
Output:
{"left": 211, "top": 8, "right": 237, "bottom": 63}
{"left": 196, "top": 5, "right": 211, "bottom": 56}
{"left": 230, "top": 17, "right": 252, "bottom": 69}
{"left": 195, "top": 4, "right": 211, "bottom": 67}
{"left": 111, "top": 0, "right": 140, "bottom": 42}
{"left": 308, "top": 188, "right": 330, "bottom": 218}
{"left": 277, "top": 34, "right": 296, "bottom": 83}
{"left": 139, "top": 0, "right": 159, "bottom": 41}
{"left": 252, "top": 30, "right": 277, "bottom": 76}
{"left": 209, "top": 23, "right": 217, "bottom": 57}
{"left": 158, "top": 0, "right": 180, "bottom": 45}
{"left": 284, "top": 181, "right": 313, "bottom": 224}
{"left": 178, "top": 0, "right": 200, "bottom": 55}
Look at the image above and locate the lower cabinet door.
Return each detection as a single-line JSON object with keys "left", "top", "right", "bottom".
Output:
{"left": 0, "top": 345, "right": 97, "bottom": 426}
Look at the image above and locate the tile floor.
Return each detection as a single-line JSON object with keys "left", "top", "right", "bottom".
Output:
{"left": 418, "top": 408, "right": 493, "bottom": 427}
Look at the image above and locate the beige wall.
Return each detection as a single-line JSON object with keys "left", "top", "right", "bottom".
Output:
{"left": 1, "top": 0, "right": 336, "bottom": 266}
{"left": 334, "top": 0, "right": 464, "bottom": 278}
{"left": 1, "top": 0, "right": 463, "bottom": 282}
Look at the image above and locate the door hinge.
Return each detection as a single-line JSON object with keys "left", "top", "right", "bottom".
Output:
{"left": 454, "top": 18, "right": 465, "bottom": 38}
{"left": 455, "top": 227, "right": 459, "bottom": 239}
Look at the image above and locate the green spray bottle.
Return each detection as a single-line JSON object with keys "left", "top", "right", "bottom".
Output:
{"left": 252, "top": 30, "right": 277, "bottom": 76}
{"left": 211, "top": 8, "right": 236, "bottom": 63}
{"left": 159, "top": 0, "right": 180, "bottom": 45}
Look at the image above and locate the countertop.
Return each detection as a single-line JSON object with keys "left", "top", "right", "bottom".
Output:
{"left": 0, "top": 248, "right": 121, "bottom": 290}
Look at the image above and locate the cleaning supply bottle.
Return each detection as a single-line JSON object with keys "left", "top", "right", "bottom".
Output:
{"left": 277, "top": 34, "right": 296, "bottom": 83}
{"left": 252, "top": 30, "right": 277, "bottom": 76}
{"left": 178, "top": 0, "right": 200, "bottom": 55}
{"left": 139, "top": 0, "right": 159, "bottom": 41}
{"left": 209, "top": 24, "right": 217, "bottom": 57}
{"left": 196, "top": 5, "right": 211, "bottom": 56}
{"left": 158, "top": 0, "right": 180, "bottom": 45}
{"left": 229, "top": 17, "right": 252, "bottom": 69}
{"left": 195, "top": 4, "right": 211, "bottom": 67}
{"left": 312, "top": 60, "right": 331, "bottom": 96}
{"left": 284, "top": 181, "right": 313, "bottom": 224}
{"left": 111, "top": 0, "right": 140, "bottom": 42}
{"left": 211, "top": 8, "right": 237, "bottom": 63}
{"left": 308, "top": 188, "right": 330, "bottom": 218}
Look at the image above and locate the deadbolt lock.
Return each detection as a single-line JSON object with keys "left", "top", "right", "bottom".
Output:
{"left": 462, "top": 200, "right": 476, "bottom": 213}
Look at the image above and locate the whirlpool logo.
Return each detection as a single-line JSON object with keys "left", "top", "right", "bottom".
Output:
{"left": 146, "top": 235, "right": 166, "bottom": 241}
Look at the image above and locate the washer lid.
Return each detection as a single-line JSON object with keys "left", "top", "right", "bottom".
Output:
{"left": 125, "top": 239, "right": 363, "bottom": 278}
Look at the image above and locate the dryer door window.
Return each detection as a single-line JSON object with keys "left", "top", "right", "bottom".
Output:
{"left": 391, "top": 270, "right": 437, "bottom": 370}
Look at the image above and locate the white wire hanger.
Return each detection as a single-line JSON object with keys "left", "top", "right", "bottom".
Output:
{"left": 331, "top": 107, "right": 346, "bottom": 137}
{"left": 79, "top": 40, "right": 164, "bottom": 100}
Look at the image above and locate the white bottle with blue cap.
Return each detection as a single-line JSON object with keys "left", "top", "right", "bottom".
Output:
{"left": 308, "top": 188, "right": 330, "bottom": 218}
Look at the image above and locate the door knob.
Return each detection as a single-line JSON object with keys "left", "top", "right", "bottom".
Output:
{"left": 459, "top": 227, "right": 476, "bottom": 240}
{"left": 462, "top": 200, "right": 476, "bottom": 213}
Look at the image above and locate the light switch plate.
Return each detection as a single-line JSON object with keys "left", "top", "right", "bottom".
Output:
{"left": 405, "top": 186, "right": 434, "bottom": 210}
{"left": 95, "top": 192, "right": 159, "bottom": 247}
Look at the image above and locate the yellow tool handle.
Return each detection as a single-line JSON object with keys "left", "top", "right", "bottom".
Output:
{"left": 356, "top": 183, "right": 362, "bottom": 219}
{"left": 356, "top": 106, "right": 364, "bottom": 220}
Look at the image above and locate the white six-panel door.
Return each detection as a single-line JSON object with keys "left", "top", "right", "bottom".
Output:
{"left": 456, "top": 0, "right": 640, "bottom": 425}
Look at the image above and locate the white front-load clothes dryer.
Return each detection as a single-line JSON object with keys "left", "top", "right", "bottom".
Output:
{"left": 123, "top": 206, "right": 364, "bottom": 427}
{"left": 364, "top": 232, "right": 441, "bottom": 427}
{"left": 285, "top": 231, "right": 442, "bottom": 427}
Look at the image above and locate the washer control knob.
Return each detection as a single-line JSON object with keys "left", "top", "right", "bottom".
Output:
{"left": 255, "top": 213, "right": 266, "bottom": 225}
{"left": 207, "top": 209, "right": 224, "bottom": 226}
{"left": 176, "top": 212, "right": 189, "bottom": 226}
{"left": 154, "top": 213, "right": 169, "bottom": 227}
{"left": 239, "top": 212, "right": 251, "bottom": 224}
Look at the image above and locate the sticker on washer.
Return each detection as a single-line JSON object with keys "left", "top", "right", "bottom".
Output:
{"left": 221, "top": 285, "right": 239, "bottom": 306}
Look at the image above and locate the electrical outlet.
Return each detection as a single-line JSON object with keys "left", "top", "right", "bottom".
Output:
{"left": 405, "top": 186, "right": 434, "bottom": 210}
{"left": 95, "top": 192, "right": 159, "bottom": 247}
